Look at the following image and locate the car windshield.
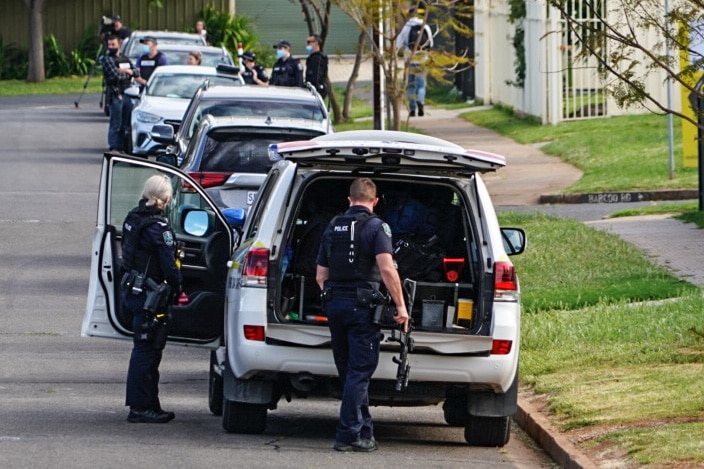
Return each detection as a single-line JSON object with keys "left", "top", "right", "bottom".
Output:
{"left": 200, "top": 130, "right": 318, "bottom": 173}
{"left": 124, "top": 35, "right": 205, "bottom": 57}
{"left": 161, "top": 50, "right": 233, "bottom": 67}
{"left": 147, "top": 74, "right": 239, "bottom": 99}
{"left": 188, "top": 100, "right": 326, "bottom": 139}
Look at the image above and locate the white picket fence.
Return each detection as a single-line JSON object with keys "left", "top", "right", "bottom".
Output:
{"left": 474, "top": 0, "right": 676, "bottom": 124}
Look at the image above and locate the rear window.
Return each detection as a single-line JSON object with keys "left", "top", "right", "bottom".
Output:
{"left": 188, "top": 99, "right": 325, "bottom": 139}
{"left": 200, "top": 130, "right": 319, "bottom": 173}
{"left": 161, "top": 50, "right": 233, "bottom": 67}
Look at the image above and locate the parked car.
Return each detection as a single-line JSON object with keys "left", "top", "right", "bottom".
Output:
{"left": 125, "top": 65, "right": 243, "bottom": 156}
{"left": 83, "top": 130, "right": 525, "bottom": 448}
{"left": 151, "top": 84, "right": 331, "bottom": 162}
{"left": 121, "top": 30, "right": 207, "bottom": 61}
{"left": 156, "top": 44, "right": 235, "bottom": 68}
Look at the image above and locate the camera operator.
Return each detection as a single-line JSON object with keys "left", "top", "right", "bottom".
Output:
{"left": 100, "top": 15, "right": 130, "bottom": 46}
{"left": 120, "top": 174, "right": 182, "bottom": 424}
{"left": 100, "top": 35, "right": 137, "bottom": 152}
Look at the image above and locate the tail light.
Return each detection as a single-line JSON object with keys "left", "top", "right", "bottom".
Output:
{"left": 243, "top": 248, "right": 269, "bottom": 286}
{"left": 243, "top": 325, "right": 265, "bottom": 341}
{"left": 185, "top": 171, "right": 231, "bottom": 190}
{"left": 491, "top": 339, "right": 512, "bottom": 355}
{"left": 494, "top": 261, "right": 519, "bottom": 301}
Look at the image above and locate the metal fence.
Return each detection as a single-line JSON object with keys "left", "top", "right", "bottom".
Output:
{"left": 474, "top": 0, "right": 675, "bottom": 124}
{"left": 1, "top": 0, "right": 230, "bottom": 54}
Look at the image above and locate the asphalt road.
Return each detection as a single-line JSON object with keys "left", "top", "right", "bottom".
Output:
{"left": 0, "top": 93, "right": 557, "bottom": 469}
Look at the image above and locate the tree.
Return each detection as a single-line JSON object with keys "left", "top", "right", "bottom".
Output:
{"left": 331, "top": 0, "right": 473, "bottom": 130}
{"left": 547, "top": 0, "right": 704, "bottom": 129}
{"left": 23, "top": 0, "right": 46, "bottom": 83}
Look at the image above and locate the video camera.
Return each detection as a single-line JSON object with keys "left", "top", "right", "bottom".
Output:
{"left": 99, "top": 16, "right": 116, "bottom": 38}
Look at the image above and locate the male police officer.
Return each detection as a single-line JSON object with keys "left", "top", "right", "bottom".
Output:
{"left": 135, "top": 36, "right": 168, "bottom": 87}
{"left": 270, "top": 40, "right": 304, "bottom": 87}
{"left": 316, "top": 178, "right": 409, "bottom": 452}
{"left": 305, "top": 34, "right": 328, "bottom": 99}
{"left": 240, "top": 51, "right": 269, "bottom": 85}
{"left": 100, "top": 35, "right": 136, "bottom": 152}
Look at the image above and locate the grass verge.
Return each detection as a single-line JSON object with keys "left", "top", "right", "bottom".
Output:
{"left": 500, "top": 211, "right": 704, "bottom": 467}
{"left": 0, "top": 75, "right": 103, "bottom": 96}
{"left": 461, "top": 107, "right": 698, "bottom": 194}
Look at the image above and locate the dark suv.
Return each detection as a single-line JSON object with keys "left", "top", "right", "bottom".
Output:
{"left": 179, "top": 114, "right": 329, "bottom": 209}
{"left": 151, "top": 83, "right": 331, "bottom": 163}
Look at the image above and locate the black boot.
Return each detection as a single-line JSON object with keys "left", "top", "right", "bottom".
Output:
{"left": 417, "top": 102, "right": 424, "bottom": 116}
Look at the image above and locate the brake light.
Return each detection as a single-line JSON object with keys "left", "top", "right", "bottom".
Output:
{"left": 243, "top": 248, "right": 269, "bottom": 286}
{"left": 494, "top": 261, "right": 519, "bottom": 300}
{"left": 187, "top": 171, "right": 231, "bottom": 189}
{"left": 243, "top": 325, "right": 265, "bottom": 341}
{"left": 491, "top": 340, "right": 512, "bottom": 355}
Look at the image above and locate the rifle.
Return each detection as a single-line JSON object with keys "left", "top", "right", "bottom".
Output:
{"left": 389, "top": 279, "right": 416, "bottom": 391}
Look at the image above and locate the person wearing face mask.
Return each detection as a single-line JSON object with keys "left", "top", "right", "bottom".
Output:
{"left": 135, "top": 36, "right": 168, "bottom": 87}
{"left": 305, "top": 34, "right": 328, "bottom": 99}
{"left": 240, "top": 51, "right": 269, "bottom": 85}
{"left": 270, "top": 40, "right": 304, "bottom": 88}
{"left": 100, "top": 35, "right": 137, "bottom": 152}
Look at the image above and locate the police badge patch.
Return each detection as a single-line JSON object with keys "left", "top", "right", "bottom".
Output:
{"left": 382, "top": 222, "right": 392, "bottom": 238}
{"left": 163, "top": 231, "right": 174, "bottom": 246}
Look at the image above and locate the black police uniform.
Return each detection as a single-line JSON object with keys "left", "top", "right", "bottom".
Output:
{"left": 316, "top": 205, "right": 394, "bottom": 445}
{"left": 120, "top": 198, "right": 181, "bottom": 422}
{"left": 305, "top": 50, "right": 328, "bottom": 99}
{"left": 271, "top": 56, "right": 304, "bottom": 87}
{"left": 242, "top": 64, "right": 269, "bottom": 85}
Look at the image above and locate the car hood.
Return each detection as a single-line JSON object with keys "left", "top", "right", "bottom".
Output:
{"left": 135, "top": 96, "right": 191, "bottom": 119}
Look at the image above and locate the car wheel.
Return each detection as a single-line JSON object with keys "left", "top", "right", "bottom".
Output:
{"left": 208, "top": 351, "right": 223, "bottom": 416}
{"left": 464, "top": 415, "right": 511, "bottom": 447}
{"left": 222, "top": 399, "right": 267, "bottom": 434}
{"left": 442, "top": 395, "right": 469, "bottom": 427}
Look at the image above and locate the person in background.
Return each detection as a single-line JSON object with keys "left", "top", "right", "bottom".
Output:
{"left": 100, "top": 35, "right": 136, "bottom": 152}
{"left": 305, "top": 34, "right": 328, "bottom": 99}
{"left": 270, "top": 40, "right": 304, "bottom": 87}
{"left": 316, "top": 178, "right": 409, "bottom": 452}
{"left": 240, "top": 51, "right": 269, "bottom": 85}
{"left": 195, "top": 20, "right": 210, "bottom": 45}
{"left": 135, "top": 36, "right": 168, "bottom": 87}
{"left": 396, "top": 3, "right": 433, "bottom": 117}
{"left": 100, "top": 14, "right": 130, "bottom": 45}
{"left": 121, "top": 174, "right": 182, "bottom": 424}
{"left": 186, "top": 51, "right": 202, "bottom": 66}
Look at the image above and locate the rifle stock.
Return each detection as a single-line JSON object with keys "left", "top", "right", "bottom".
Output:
{"left": 390, "top": 279, "right": 416, "bottom": 391}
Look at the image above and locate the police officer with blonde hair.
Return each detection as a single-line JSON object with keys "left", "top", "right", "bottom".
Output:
{"left": 121, "top": 174, "right": 181, "bottom": 423}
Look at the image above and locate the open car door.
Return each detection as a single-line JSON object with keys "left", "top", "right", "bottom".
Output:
{"left": 81, "top": 153, "right": 235, "bottom": 347}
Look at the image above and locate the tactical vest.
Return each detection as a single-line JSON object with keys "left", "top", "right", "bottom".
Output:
{"left": 137, "top": 51, "right": 164, "bottom": 83}
{"left": 326, "top": 211, "right": 381, "bottom": 283}
{"left": 121, "top": 209, "right": 170, "bottom": 281}
{"left": 108, "top": 55, "right": 133, "bottom": 89}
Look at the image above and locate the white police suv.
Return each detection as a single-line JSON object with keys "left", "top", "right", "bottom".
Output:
{"left": 82, "top": 130, "right": 526, "bottom": 447}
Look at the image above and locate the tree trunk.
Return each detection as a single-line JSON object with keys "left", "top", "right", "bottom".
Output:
{"left": 343, "top": 32, "right": 367, "bottom": 122}
{"left": 23, "top": 0, "right": 46, "bottom": 83}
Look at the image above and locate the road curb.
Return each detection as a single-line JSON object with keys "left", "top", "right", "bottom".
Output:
{"left": 539, "top": 189, "right": 698, "bottom": 205}
{"left": 515, "top": 397, "right": 599, "bottom": 469}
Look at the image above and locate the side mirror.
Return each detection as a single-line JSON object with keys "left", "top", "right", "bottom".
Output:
{"left": 124, "top": 86, "right": 140, "bottom": 99}
{"left": 156, "top": 153, "right": 178, "bottom": 167}
{"left": 150, "top": 124, "right": 176, "bottom": 144}
{"left": 501, "top": 227, "right": 527, "bottom": 256}
{"left": 183, "top": 210, "right": 209, "bottom": 237}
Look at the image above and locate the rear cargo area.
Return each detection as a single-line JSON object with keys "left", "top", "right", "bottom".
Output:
{"left": 276, "top": 175, "right": 483, "bottom": 333}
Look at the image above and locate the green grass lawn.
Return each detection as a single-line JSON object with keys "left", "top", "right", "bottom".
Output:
{"left": 0, "top": 75, "right": 103, "bottom": 96}
{"left": 500, "top": 211, "right": 704, "bottom": 467}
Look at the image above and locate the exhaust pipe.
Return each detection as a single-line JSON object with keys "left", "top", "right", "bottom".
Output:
{"left": 290, "top": 372, "right": 315, "bottom": 393}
